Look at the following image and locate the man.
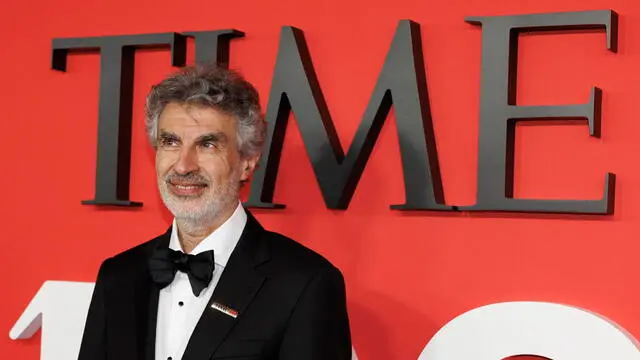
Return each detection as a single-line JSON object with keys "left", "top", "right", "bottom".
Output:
{"left": 78, "top": 64, "right": 352, "bottom": 360}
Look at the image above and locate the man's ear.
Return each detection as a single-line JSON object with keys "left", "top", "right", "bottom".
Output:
{"left": 239, "top": 155, "right": 260, "bottom": 182}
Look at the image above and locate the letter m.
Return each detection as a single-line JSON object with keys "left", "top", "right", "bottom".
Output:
{"left": 246, "top": 20, "right": 453, "bottom": 211}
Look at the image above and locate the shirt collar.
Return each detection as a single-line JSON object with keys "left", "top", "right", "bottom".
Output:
{"left": 169, "top": 201, "right": 247, "bottom": 268}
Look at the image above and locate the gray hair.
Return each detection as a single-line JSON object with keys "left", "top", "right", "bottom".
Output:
{"left": 144, "top": 64, "right": 266, "bottom": 159}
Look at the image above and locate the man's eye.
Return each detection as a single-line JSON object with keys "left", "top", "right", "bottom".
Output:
{"left": 202, "top": 141, "right": 216, "bottom": 149}
{"left": 160, "top": 138, "right": 179, "bottom": 146}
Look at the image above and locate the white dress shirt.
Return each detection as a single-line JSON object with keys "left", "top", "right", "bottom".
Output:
{"left": 155, "top": 202, "right": 247, "bottom": 360}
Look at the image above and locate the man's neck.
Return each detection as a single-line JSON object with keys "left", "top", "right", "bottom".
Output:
{"left": 176, "top": 203, "right": 238, "bottom": 253}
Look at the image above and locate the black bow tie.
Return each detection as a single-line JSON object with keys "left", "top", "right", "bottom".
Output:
{"left": 148, "top": 247, "right": 215, "bottom": 296}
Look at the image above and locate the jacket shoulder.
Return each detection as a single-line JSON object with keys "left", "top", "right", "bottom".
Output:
{"left": 99, "top": 230, "right": 169, "bottom": 276}
{"left": 262, "top": 230, "right": 341, "bottom": 277}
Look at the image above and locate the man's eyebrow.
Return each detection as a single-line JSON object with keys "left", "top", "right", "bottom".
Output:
{"left": 196, "top": 132, "right": 228, "bottom": 143}
{"left": 158, "top": 130, "right": 180, "bottom": 140}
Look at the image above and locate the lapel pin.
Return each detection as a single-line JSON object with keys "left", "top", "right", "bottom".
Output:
{"left": 211, "top": 302, "right": 239, "bottom": 318}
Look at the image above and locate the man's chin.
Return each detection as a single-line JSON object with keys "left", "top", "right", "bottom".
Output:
{"left": 169, "top": 207, "right": 214, "bottom": 222}
{"left": 161, "top": 196, "right": 205, "bottom": 215}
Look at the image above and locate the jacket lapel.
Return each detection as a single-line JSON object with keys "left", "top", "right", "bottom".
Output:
{"left": 134, "top": 229, "right": 171, "bottom": 360}
{"left": 182, "top": 213, "right": 270, "bottom": 360}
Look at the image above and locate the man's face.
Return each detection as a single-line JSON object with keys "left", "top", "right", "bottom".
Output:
{"left": 155, "top": 102, "right": 256, "bottom": 223}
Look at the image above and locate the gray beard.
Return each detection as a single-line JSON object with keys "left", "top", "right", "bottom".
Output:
{"left": 157, "top": 169, "right": 241, "bottom": 232}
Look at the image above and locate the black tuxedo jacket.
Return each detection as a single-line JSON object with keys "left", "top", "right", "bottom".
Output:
{"left": 78, "top": 212, "right": 352, "bottom": 360}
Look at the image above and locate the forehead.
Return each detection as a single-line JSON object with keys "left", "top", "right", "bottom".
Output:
{"left": 158, "top": 102, "right": 237, "bottom": 135}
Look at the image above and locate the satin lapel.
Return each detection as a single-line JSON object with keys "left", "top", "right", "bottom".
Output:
{"left": 134, "top": 229, "right": 171, "bottom": 360}
{"left": 182, "top": 213, "right": 270, "bottom": 360}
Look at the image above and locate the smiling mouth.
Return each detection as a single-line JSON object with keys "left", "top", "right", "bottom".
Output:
{"left": 174, "top": 184, "right": 205, "bottom": 189}
{"left": 168, "top": 182, "right": 208, "bottom": 196}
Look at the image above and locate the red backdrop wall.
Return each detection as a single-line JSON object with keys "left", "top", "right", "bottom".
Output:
{"left": 1, "top": 0, "right": 638, "bottom": 359}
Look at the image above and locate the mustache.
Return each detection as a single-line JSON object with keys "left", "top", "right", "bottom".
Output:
{"left": 164, "top": 172, "right": 210, "bottom": 185}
